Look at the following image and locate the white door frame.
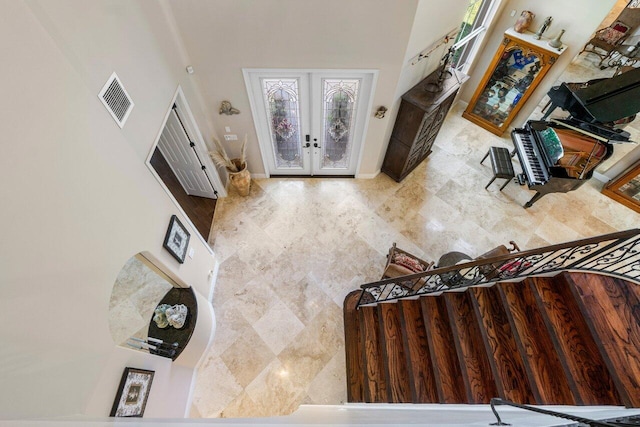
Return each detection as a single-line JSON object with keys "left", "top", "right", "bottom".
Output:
{"left": 243, "top": 68, "right": 378, "bottom": 177}
{"left": 157, "top": 108, "right": 218, "bottom": 198}
{"left": 146, "top": 86, "right": 226, "bottom": 255}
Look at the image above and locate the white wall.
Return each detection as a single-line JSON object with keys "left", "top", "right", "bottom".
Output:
{"left": 459, "top": 0, "right": 617, "bottom": 129}
{"left": 167, "top": 0, "right": 420, "bottom": 177}
{"left": 377, "top": 0, "right": 470, "bottom": 172}
{"left": 600, "top": 144, "right": 640, "bottom": 181}
{"left": 0, "top": 0, "right": 215, "bottom": 419}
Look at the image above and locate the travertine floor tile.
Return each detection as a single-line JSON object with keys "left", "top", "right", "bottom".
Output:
{"left": 307, "top": 346, "right": 348, "bottom": 405}
{"left": 244, "top": 359, "right": 307, "bottom": 417}
{"left": 191, "top": 356, "right": 243, "bottom": 418}
{"left": 192, "top": 53, "right": 640, "bottom": 419}
{"left": 220, "top": 328, "right": 275, "bottom": 388}
{"left": 252, "top": 299, "right": 305, "bottom": 355}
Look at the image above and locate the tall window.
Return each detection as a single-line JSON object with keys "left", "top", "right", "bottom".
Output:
{"left": 451, "top": 0, "right": 501, "bottom": 72}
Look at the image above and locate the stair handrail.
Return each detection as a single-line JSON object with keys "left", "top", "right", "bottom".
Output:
{"left": 356, "top": 228, "right": 640, "bottom": 308}
{"left": 489, "top": 398, "right": 633, "bottom": 427}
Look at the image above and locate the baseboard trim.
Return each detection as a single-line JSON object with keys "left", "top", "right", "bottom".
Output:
{"left": 356, "top": 170, "right": 380, "bottom": 179}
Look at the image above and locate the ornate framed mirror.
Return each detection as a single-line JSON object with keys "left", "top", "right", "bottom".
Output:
{"left": 602, "top": 159, "right": 640, "bottom": 213}
{"left": 463, "top": 28, "right": 564, "bottom": 135}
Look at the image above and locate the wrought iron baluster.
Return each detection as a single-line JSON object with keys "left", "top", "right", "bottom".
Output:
{"left": 357, "top": 229, "right": 640, "bottom": 309}
{"left": 490, "top": 398, "right": 632, "bottom": 427}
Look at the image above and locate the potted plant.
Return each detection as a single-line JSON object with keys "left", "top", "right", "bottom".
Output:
{"left": 209, "top": 135, "right": 250, "bottom": 196}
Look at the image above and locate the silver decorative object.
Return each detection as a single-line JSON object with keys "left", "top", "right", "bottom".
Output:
{"left": 166, "top": 304, "right": 188, "bottom": 329}
{"left": 534, "top": 16, "right": 553, "bottom": 40}
{"left": 425, "top": 46, "right": 455, "bottom": 93}
{"left": 153, "top": 304, "right": 171, "bottom": 328}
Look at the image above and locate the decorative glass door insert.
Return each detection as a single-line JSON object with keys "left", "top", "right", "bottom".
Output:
{"left": 263, "top": 79, "right": 304, "bottom": 169}
{"left": 246, "top": 70, "right": 374, "bottom": 176}
{"left": 318, "top": 79, "right": 360, "bottom": 171}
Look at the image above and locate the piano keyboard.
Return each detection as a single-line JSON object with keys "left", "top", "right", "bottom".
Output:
{"left": 512, "top": 130, "right": 550, "bottom": 185}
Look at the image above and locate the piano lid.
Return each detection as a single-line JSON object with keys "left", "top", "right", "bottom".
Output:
{"left": 552, "top": 117, "right": 633, "bottom": 143}
{"left": 572, "top": 67, "right": 640, "bottom": 123}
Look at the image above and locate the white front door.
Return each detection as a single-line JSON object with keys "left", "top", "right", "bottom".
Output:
{"left": 246, "top": 70, "right": 375, "bottom": 176}
{"left": 158, "top": 109, "right": 217, "bottom": 199}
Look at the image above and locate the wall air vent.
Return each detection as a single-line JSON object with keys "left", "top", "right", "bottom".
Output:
{"left": 98, "top": 72, "right": 134, "bottom": 128}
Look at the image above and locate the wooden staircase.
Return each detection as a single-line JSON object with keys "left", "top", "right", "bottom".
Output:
{"left": 344, "top": 272, "right": 640, "bottom": 407}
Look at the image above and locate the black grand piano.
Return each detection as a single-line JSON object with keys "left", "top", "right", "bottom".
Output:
{"left": 511, "top": 67, "right": 640, "bottom": 208}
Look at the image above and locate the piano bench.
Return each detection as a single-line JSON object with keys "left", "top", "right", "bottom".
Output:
{"left": 481, "top": 146, "right": 515, "bottom": 191}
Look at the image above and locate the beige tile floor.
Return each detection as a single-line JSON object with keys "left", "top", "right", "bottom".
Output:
{"left": 190, "top": 55, "right": 640, "bottom": 418}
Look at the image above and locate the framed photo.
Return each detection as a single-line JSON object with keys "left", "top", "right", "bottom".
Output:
{"left": 163, "top": 215, "right": 190, "bottom": 263}
{"left": 110, "top": 368, "right": 154, "bottom": 417}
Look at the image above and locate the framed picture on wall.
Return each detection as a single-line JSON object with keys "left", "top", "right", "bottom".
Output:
{"left": 602, "top": 160, "right": 640, "bottom": 214}
{"left": 162, "top": 215, "right": 190, "bottom": 263}
{"left": 109, "top": 367, "right": 155, "bottom": 417}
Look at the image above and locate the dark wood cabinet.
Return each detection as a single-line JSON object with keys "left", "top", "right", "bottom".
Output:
{"left": 382, "top": 68, "right": 467, "bottom": 182}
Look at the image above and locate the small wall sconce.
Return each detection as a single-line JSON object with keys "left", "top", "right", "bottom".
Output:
{"left": 375, "top": 106, "right": 388, "bottom": 119}
{"left": 219, "top": 100, "right": 240, "bottom": 115}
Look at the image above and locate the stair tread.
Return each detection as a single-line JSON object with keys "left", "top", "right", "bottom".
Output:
{"left": 344, "top": 291, "right": 364, "bottom": 402}
{"left": 398, "top": 299, "right": 439, "bottom": 402}
{"left": 422, "top": 297, "right": 466, "bottom": 403}
{"left": 378, "top": 303, "right": 412, "bottom": 403}
{"left": 346, "top": 268, "right": 640, "bottom": 407}
{"left": 500, "top": 281, "right": 576, "bottom": 405}
{"left": 445, "top": 292, "right": 498, "bottom": 403}
{"left": 472, "top": 286, "right": 536, "bottom": 404}
{"left": 531, "top": 276, "right": 620, "bottom": 405}
{"left": 360, "top": 305, "right": 388, "bottom": 403}
{"left": 568, "top": 272, "right": 640, "bottom": 407}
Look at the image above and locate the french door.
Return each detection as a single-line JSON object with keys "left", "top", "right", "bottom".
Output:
{"left": 245, "top": 70, "right": 375, "bottom": 176}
